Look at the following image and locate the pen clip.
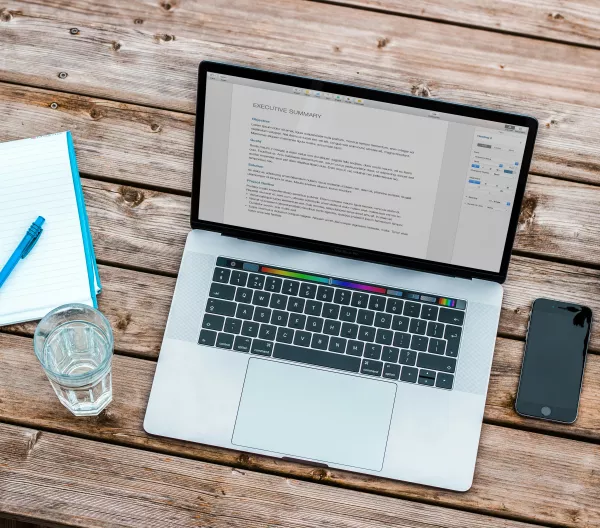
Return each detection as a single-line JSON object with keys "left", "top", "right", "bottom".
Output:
{"left": 21, "top": 225, "right": 43, "bottom": 258}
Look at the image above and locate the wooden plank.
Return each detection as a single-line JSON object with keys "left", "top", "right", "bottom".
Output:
{"left": 327, "top": 0, "right": 600, "bottom": 48}
{"left": 0, "top": 333, "right": 598, "bottom": 527}
{"left": 0, "top": 422, "right": 545, "bottom": 528}
{"left": 2, "top": 1, "right": 600, "bottom": 118}
{"left": 0, "top": 518, "right": 43, "bottom": 528}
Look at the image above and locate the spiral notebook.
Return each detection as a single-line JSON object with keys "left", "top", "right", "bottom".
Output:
{"left": 0, "top": 132, "right": 101, "bottom": 326}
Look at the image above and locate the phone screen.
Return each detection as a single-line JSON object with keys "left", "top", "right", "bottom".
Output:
{"left": 516, "top": 299, "right": 592, "bottom": 423}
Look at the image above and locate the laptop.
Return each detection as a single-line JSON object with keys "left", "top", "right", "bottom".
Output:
{"left": 144, "top": 61, "right": 538, "bottom": 491}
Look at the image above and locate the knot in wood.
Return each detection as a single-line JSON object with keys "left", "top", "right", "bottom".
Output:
{"left": 119, "top": 186, "right": 145, "bottom": 207}
{"left": 58, "top": 71, "right": 68, "bottom": 79}
{"left": 50, "top": 102, "right": 59, "bottom": 109}
{"left": 134, "top": 18, "right": 144, "bottom": 24}
{"left": 377, "top": 37, "right": 390, "bottom": 49}
{"left": 548, "top": 12, "right": 564, "bottom": 20}
{"left": 89, "top": 107, "right": 101, "bottom": 119}
{"left": 412, "top": 82, "right": 431, "bottom": 98}
{"left": 69, "top": 27, "right": 79, "bottom": 35}
{"left": 112, "top": 41, "right": 122, "bottom": 51}
{"left": 160, "top": 0, "right": 173, "bottom": 10}
{"left": 150, "top": 123, "right": 161, "bottom": 132}
{"left": 0, "top": 9, "right": 13, "bottom": 22}
{"left": 518, "top": 195, "right": 537, "bottom": 229}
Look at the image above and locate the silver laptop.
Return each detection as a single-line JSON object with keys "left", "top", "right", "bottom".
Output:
{"left": 144, "top": 61, "right": 538, "bottom": 491}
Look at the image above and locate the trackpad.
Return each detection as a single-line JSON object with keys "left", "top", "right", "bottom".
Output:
{"left": 232, "top": 358, "right": 396, "bottom": 471}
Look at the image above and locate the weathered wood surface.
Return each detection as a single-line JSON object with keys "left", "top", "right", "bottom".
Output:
{"left": 0, "top": 423, "right": 547, "bottom": 528}
{"left": 330, "top": 0, "right": 600, "bottom": 48}
{"left": 1, "top": 83, "right": 600, "bottom": 194}
{"left": 2, "top": 1, "right": 600, "bottom": 118}
{"left": 0, "top": 519, "right": 42, "bottom": 528}
{"left": 0, "top": 334, "right": 598, "bottom": 527}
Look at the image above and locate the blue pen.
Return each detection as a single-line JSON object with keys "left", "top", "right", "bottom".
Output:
{"left": 0, "top": 216, "right": 46, "bottom": 289}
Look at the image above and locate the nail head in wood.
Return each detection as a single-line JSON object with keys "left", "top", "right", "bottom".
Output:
{"left": 70, "top": 28, "right": 79, "bottom": 35}
{"left": 50, "top": 102, "right": 58, "bottom": 109}
{"left": 58, "top": 72, "right": 68, "bottom": 79}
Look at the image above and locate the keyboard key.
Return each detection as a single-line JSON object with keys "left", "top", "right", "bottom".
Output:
{"left": 333, "top": 289, "right": 351, "bottom": 305}
{"left": 276, "top": 327, "right": 294, "bottom": 343}
{"left": 287, "top": 297, "right": 305, "bottom": 313}
{"left": 235, "top": 288, "right": 253, "bottom": 303}
{"left": 209, "top": 282, "right": 235, "bottom": 300}
{"left": 351, "top": 292, "right": 369, "bottom": 308}
{"left": 361, "top": 359, "right": 383, "bottom": 377}
{"left": 259, "top": 324, "right": 277, "bottom": 340}
{"left": 236, "top": 304, "right": 254, "bottom": 320}
{"left": 206, "top": 298, "right": 236, "bottom": 317}
{"left": 322, "top": 303, "right": 340, "bottom": 319}
{"left": 403, "top": 302, "right": 421, "bottom": 317}
{"left": 265, "top": 276, "right": 282, "bottom": 293}
{"left": 216, "top": 332, "right": 235, "bottom": 349}
{"left": 417, "top": 352, "right": 456, "bottom": 373}
{"left": 399, "top": 349, "right": 417, "bottom": 366}
{"left": 305, "top": 300, "right": 323, "bottom": 316}
{"left": 293, "top": 330, "right": 312, "bottom": 347}
{"left": 323, "top": 319, "right": 341, "bottom": 336}
{"left": 444, "top": 325, "right": 462, "bottom": 341}
{"left": 426, "top": 321, "right": 444, "bottom": 338}
{"left": 299, "top": 283, "right": 317, "bottom": 299}
{"left": 358, "top": 326, "right": 375, "bottom": 342}
{"left": 418, "top": 369, "right": 436, "bottom": 386}
{"left": 421, "top": 305, "right": 438, "bottom": 320}
{"left": 339, "top": 307, "right": 357, "bottom": 322}
{"left": 439, "top": 308, "right": 465, "bottom": 326}
{"left": 328, "top": 336, "right": 347, "bottom": 353}
{"left": 400, "top": 366, "right": 418, "bottom": 383}
{"left": 375, "top": 328, "right": 393, "bottom": 345}
{"left": 202, "top": 313, "right": 225, "bottom": 332}
{"left": 317, "top": 286, "right": 334, "bottom": 302}
{"left": 251, "top": 339, "right": 274, "bottom": 356}
{"left": 341, "top": 322, "right": 359, "bottom": 339}
{"left": 198, "top": 329, "right": 217, "bottom": 346}
{"left": 428, "top": 338, "right": 446, "bottom": 355}
{"left": 385, "top": 298, "right": 404, "bottom": 314}
{"left": 270, "top": 294, "right": 288, "bottom": 310}
{"left": 271, "top": 310, "right": 289, "bottom": 326}
{"left": 213, "top": 267, "right": 231, "bottom": 283}
{"left": 230, "top": 270, "right": 248, "bottom": 287}
{"left": 446, "top": 341, "right": 459, "bottom": 358}
{"left": 306, "top": 316, "right": 324, "bottom": 333}
{"left": 368, "top": 295, "right": 386, "bottom": 311}
{"left": 248, "top": 273, "right": 265, "bottom": 289}
{"left": 382, "top": 346, "right": 399, "bottom": 363}
{"left": 410, "top": 335, "right": 428, "bottom": 351}
{"left": 346, "top": 340, "right": 364, "bottom": 356}
{"left": 409, "top": 318, "right": 427, "bottom": 335}
{"left": 274, "top": 343, "right": 360, "bottom": 373}
{"left": 282, "top": 280, "right": 300, "bottom": 296}
{"left": 364, "top": 343, "right": 382, "bottom": 360}
{"left": 289, "top": 313, "right": 306, "bottom": 329}
{"left": 241, "top": 321, "right": 259, "bottom": 338}
{"left": 224, "top": 317, "right": 242, "bottom": 334}
{"left": 233, "top": 336, "right": 252, "bottom": 352}
{"left": 383, "top": 363, "right": 400, "bottom": 380}
{"left": 311, "top": 333, "right": 329, "bottom": 350}
{"left": 374, "top": 312, "right": 392, "bottom": 329}
{"left": 393, "top": 332, "right": 411, "bottom": 348}
{"left": 252, "top": 290, "right": 271, "bottom": 307}
{"left": 391, "top": 315, "right": 409, "bottom": 332}
{"left": 436, "top": 372, "right": 454, "bottom": 390}
{"left": 253, "top": 307, "right": 272, "bottom": 324}
{"left": 357, "top": 309, "right": 375, "bottom": 326}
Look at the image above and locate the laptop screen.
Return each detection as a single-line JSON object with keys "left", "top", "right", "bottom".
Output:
{"left": 197, "top": 70, "right": 530, "bottom": 274}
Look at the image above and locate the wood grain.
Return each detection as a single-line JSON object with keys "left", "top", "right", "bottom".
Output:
{"left": 326, "top": 0, "right": 600, "bottom": 48}
{"left": 2, "top": 1, "right": 600, "bottom": 117}
{"left": 1, "top": 83, "right": 600, "bottom": 192}
{"left": 0, "top": 422, "right": 547, "bottom": 528}
{"left": 0, "top": 333, "right": 598, "bottom": 527}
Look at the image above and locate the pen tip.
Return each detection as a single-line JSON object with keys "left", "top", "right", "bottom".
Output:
{"left": 36, "top": 216, "right": 46, "bottom": 226}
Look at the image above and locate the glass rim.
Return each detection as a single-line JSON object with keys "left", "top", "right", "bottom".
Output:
{"left": 33, "top": 303, "right": 114, "bottom": 381}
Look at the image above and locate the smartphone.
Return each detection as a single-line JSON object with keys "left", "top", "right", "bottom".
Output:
{"left": 515, "top": 298, "right": 592, "bottom": 423}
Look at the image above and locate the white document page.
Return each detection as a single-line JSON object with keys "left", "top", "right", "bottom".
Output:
{"left": 223, "top": 86, "right": 448, "bottom": 259}
{"left": 0, "top": 133, "right": 93, "bottom": 325}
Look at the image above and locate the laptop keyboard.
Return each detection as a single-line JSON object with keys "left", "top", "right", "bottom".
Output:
{"left": 199, "top": 257, "right": 466, "bottom": 391}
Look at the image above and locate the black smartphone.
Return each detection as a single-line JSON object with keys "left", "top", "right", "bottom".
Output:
{"left": 515, "top": 298, "right": 592, "bottom": 423}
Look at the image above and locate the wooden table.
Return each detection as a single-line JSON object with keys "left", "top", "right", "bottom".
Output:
{"left": 1, "top": 1, "right": 600, "bottom": 526}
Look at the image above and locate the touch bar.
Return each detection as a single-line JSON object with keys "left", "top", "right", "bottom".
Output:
{"left": 330, "top": 279, "right": 386, "bottom": 294}
{"left": 260, "top": 267, "right": 329, "bottom": 284}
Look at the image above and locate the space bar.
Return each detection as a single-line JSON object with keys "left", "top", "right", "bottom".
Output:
{"left": 273, "top": 343, "right": 361, "bottom": 373}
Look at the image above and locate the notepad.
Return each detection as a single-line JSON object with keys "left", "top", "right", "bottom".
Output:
{"left": 0, "top": 132, "right": 101, "bottom": 326}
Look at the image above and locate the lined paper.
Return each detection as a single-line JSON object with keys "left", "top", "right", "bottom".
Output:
{"left": 0, "top": 133, "right": 93, "bottom": 325}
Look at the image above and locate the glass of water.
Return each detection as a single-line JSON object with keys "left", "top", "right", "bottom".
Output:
{"left": 34, "top": 303, "right": 114, "bottom": 416}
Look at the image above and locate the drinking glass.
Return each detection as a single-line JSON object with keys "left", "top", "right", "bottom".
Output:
{"left": 33, "top": 303, "right": 113, "bottom": 416}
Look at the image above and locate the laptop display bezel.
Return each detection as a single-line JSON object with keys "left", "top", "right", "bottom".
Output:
{"left": 191, "top": 61, "right": 538, "bottom": 283}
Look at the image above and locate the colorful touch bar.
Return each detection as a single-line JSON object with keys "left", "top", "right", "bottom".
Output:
{"left": 261, "top": 266, "right": 329, "bottom": 284}
{"left": 331, "top": 279, "right": 386, "bottom": 294}
{"left": 438, "top": 297, "right": 456, "bottom": 307}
